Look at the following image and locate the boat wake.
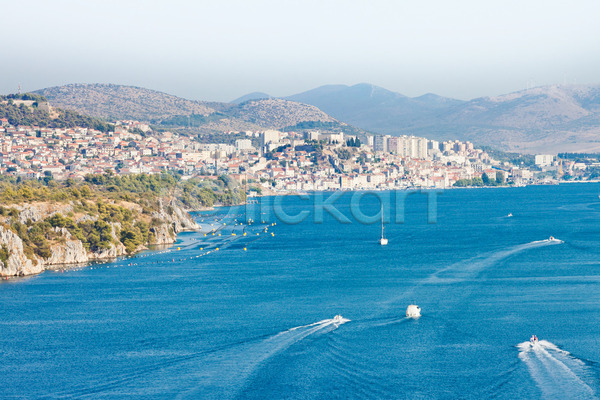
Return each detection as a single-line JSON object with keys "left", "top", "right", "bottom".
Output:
{"left": 50, "top": 317, "right": 349, "bottom": 399}
{"left": 288, "top": 316, "right": 350, "bottom": 331}
{"left": 365, "top": 316, "right": 410, "bottom": 329}
{"left": 177, "top": 316, "right": 349, "bottom": 399}
{"left": 382, "top": 238, "right": 564, "bottom": 316}
{"left": 425, "top": 238, "right": 563, "bottom": 284}
{"left": 518, "top": 340, "right": 597, "bottom": 399}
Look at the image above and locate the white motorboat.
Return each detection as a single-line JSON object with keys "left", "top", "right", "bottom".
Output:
{"left": 332, "top": 315, "right": 344, "bottom": 323}
{"left": 530, "top": 335, "right": 539, "bottom": 346}
{"left": 507, "top": 213, "right": 513, "bottom": 217}
{"left": 406, "top": 304, "right": 421, "bottom": 318}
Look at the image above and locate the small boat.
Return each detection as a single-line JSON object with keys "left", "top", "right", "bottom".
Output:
{"left": 332, "top": 315, "right": 344, "bottom": 323}
{"left": 406, "top": 304, "right": 421, "bottom": 318}
{"left": 507, "top": 213, "right": 513, "bottom": 217}
{"left": 548, "top": 236, "right": 555, "bottom": 241}
{"left": 530, "top": 335, "right": 539, "bottom": 346}
{"left": 379, "top": 204, "right": 388, "bottom": 245}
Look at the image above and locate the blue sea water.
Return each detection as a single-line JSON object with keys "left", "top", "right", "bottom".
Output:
{"left": 1, "top": 184, "right": 600, "bottom": 399}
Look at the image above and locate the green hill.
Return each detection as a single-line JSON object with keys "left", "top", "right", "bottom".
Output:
{"left": 1, "top": 93, "right": 113, "bottom": 132}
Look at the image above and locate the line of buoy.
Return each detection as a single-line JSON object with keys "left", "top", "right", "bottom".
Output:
{"left": 81, "top": 216, "right": 277, "bottom": 271}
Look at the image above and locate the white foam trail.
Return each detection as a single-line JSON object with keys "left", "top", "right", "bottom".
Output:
{"left": 178, "top": 317, "right": 349, "bottom": 399}
{"left": 384, "top": 239, "right": 562, "bottom": 310}
{"left": 424, "top": 239, "right": 562, "bottom": 284}
{"left": 367, "top": 316, "right": 409, "bottom": 329}
{"left": 287, "top": 317, "right": 350, "bottom": 331}
{"left": 518, "top": 340, "right": 597, "bottom": 399}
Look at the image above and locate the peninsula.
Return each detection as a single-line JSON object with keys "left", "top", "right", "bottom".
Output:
{"left": 0, "top": 173, "right": 245, "bottom": 277}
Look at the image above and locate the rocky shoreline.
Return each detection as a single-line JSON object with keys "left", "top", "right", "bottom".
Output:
{"left": 0, "top": 199, "right": 198, "bottom": 278}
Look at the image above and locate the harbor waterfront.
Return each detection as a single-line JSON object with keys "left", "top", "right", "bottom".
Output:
{"left": 1, "top": 184, "right": 600, "bottom": 399}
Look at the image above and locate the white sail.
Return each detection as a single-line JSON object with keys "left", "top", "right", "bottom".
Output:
{"left": 379, "top": 204, "right": 388, "bottom": 245}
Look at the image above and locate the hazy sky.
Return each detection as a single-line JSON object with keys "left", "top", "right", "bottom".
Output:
{"left": 2, "top": 0, "right": 600, "bottom": 101}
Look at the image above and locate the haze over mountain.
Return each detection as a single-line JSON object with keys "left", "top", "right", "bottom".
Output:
{"left": 34, "top": 82, "right": 600, "bottom": 153}
{"left": 36, "top": 84, "right": 215, "bottom": 121}
{"left": 231, "top": 92, "right": 272, "bottom": 104}
{"left": 285, "top": 83, "right": 464, "bottom": 134}
{"left": 35, "top": 83, "right": 362, "bottom": 135}
{"left": 281, "top": 83, "right": 600, "bottom": 153}
{"left": 224, "top": 98, "right": 336, "bottom": 129}
{"left": 416, "top": 84, "right": 600, "bottom": 153}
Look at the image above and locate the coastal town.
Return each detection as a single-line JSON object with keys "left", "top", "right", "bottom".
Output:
{"left": 0, "top": 116, "right": 574, "bottom": 192}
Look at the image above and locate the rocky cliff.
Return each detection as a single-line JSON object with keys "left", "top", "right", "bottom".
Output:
{"left": 0, "top": 225, "right": 44, "bottom": 276}
{"left": 0, "top": 199, "right": 198, "bottom": 277}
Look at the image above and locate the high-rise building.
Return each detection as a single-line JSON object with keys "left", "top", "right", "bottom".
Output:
{"left": 388, "top": 137, "right": 400, "bottom": 154}
{"left": 416, "top": 137, "right": 428, "bottom": 158}
{"left": 367, "top": 135, "right": 375, "bottom": 148}
{"left": 261, "top": 130, "right": 281, "bottom": 146}
{"left": 235, "top": 139, "right": 253, "bottom": 151}
{"left": 373, "top": 135, "right": 387, "bottom": 152}
{"left": 535, "top": 154, "right": 555, "bottom": 167}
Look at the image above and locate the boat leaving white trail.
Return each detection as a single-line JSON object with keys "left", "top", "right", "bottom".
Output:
{"left": 425, "top": 238, "right": 563, "bottom": 284}
{"left": 518, "top": 340, "right": 597, "bottom": 399}
{"left": 178, "top": 316, "right": 350, "bottom": 399}
{"left": 383, "top": 238, "right": 565, "bottom": 312}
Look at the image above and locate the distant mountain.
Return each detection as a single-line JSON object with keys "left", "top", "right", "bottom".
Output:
{"left": 231, "top": 92, "right": 272, "bottom": 104}
{"left": 422, "top": 84, "right": 600, "bottom": 153}
{"left": 441, "top": 85, "right": 600, "bottom": 129}
{"left": 413, "top": 92, "right": 463, "bottom": 106}
{"left": 285, "top": 83, "right": 600, "bottom": 153}
{"left": 35, "top": 83, "right": 215, "bottom": 121}
{"left": 34, "top": 84, "right": 361, "bottom": 135}
{"left": 286, "top": 83, "right": 464, "bottom": 133}
{"left": 227, "top": 98, "right": 337, "bottom": 129}
{"left": 34, "top": 82, "right": 600, "bottom": 153}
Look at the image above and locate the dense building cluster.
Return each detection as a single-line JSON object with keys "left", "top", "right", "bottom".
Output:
{"left": 0, "top": 118, "right": 540, "bottom": 189}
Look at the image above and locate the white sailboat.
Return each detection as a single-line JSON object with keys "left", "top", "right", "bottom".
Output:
{"left": 379, "top": 205, "right": 388, "bottom": 245}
